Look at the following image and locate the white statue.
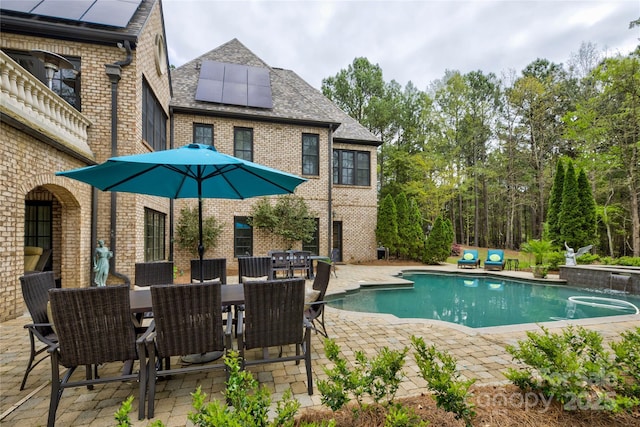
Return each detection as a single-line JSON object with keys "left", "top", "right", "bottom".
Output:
{"left": 564, "top": 242, "right": 593, "bottom": 266}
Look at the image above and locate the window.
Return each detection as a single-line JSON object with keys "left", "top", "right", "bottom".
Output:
{"left": 302, "top": 133, "right": 319, "bottom": 176}
{"left": 234, "top": 216, "right": 253, "bottom": 257}
{"left": 193, "top": 123, "right": 213, "bottom": 145}
{"left": 333, "top": 149, "right": 371, "bottom": 186}
{"left": 6, "top": 50, "right": 81, "bottom": 110}
{"left": 144, "top": 208, "right": 166, "bottom": 261}
{"left": 234, "top": 127, "right": 253, "bottom": 161}
{"left": 142, "top": 79, "right": 167, "bottom": 151}
{"left": 302, "top": 218, "right": 320, "bottom": 255}
{"left": 25, "top": 202, "right": 52, "bottom": 249}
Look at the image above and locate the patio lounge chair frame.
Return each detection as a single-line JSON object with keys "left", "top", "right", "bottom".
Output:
{"left": 457, "top": 249, "right": 481, "bottom": 269}
{"left": 484, "top": 249, "right": 506, "bottom": 271}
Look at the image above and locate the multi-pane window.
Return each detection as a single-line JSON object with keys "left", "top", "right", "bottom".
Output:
{"left": 234, "top": 127, "right": 253, "bottom": 161}
{"left": 142, "top": 79, "right": 167, "bottom": 151}
{"left": 25, "top": 202, "right": 52, "bottom": 249}
{"left": 234, "top": 216, "right": 253, "bottom": 257}
{"left": 6, "top": 50, "right": 81, "bottom": 110}
{"left": 302, "top": 133, "right": 319, "bottom": 176}
{"left": 333, "top": 149, "right": 371, "bottom": 186}
{"left": 302, "top": 218, "right": 320, "bottom": 255}
{"left": 193, "top": 123, "right": 213, "bottom": 145}
{"left": 144, "top": 208, "right": 166, "bottom": 262}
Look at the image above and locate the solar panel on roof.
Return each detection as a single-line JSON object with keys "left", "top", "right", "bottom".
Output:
{"left": 194, "top": 60, "right": 273, "bottom": 109}
{"left": 1, "top": 0, "right": 142, "bottom": 28}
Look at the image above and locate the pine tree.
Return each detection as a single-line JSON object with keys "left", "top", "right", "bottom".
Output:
{"left": 376, "top": 194, "right": 398, "bottom": 254}
{"left": 407, "top": 198, "right": 426, "bottom": 261}
{"left": 576, "top": 168, "right": 597, "bottom": 245}
{"left": 546, "top": 159, "right": 564, "bottom": 245}
{"left": 558, "top": 160, "right": 581, "bottom": 248}
{"left": 395, "top": 193, "right": 410, "bottom": 258}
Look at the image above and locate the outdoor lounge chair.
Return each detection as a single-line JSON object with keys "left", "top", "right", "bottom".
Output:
{"left": 304, "top": 261, "right": 331, "bottom": 337}
{"left": 19, "top": 271, "right": 57, "bottom": 390}
{"left": 143, "top": 282, "right": 232, "bottom": 418}
{"left": 457, "top": 249, "right": 481, "bottom": 268}
{"left": 47, "top": 285, "right": 146, "bottom": 426}
{"left": 484, "top": 249, "right": 506, "bottom": 271}
{"left": 237, "top": 277, "right": 314, "bottom": 395}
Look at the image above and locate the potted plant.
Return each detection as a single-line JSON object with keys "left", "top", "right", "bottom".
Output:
{"left": 521, "top": 239, "right": 553, "bottom": 278}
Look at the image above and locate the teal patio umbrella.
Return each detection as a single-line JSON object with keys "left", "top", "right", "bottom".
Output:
{"left": 57, "top": 143, "right": 307, "bottom": 282}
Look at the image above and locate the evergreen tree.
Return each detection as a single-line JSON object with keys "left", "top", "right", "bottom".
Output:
{"left": 407, "top": 198, "right": 426, "bottom": 261}
{"left": 423, "top": 216, "right": 453, "bottom": 264}
{"left": 395, "top": 192, "right": 410, "bottom": 258}
{"left": 558, "top": 160, "right": 581, "bottom": 248}
{"left": 546, "top": 159, "right": 565, "bottom": 245}
{"left": 576, "top": 168, "right": 597, "bottom": 245}
{"left": 376, "top": 194, "right": 398, "bottom": 254}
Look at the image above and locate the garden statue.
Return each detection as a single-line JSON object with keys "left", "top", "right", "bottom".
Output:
{"left": 564, "top": 241, "right": 593, "bottom": 266}
{"left": 94, "top": 239, "right": 113, "bottom": 286}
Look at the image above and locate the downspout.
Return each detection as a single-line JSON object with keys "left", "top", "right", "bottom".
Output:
{"left": 102, "top": 40, "right": 132, "bottom": 285}
{"left": 169, "top": 109, "right": 174, "bottom": 262}
{"left": 327, "top": 124, "right": 334, "bottom": 257}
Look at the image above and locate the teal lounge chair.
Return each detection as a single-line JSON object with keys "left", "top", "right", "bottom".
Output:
{"left": 484, "top": 249, "right": 506, "bottom": 271}
{"left": 457, "top": 249, "right": 480, "bottom": 268}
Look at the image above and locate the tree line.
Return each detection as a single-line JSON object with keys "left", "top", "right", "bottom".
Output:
{"left": 322, "top": 40, "right": 639, "bottom": 257}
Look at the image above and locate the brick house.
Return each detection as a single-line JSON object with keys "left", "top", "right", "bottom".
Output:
{"left": 0, "top": 0, "right": 379, "bottom": 322}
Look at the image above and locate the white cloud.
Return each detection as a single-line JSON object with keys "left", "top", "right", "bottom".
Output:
{"left": 163, "top": 0, "right": 640, "bottom": 90}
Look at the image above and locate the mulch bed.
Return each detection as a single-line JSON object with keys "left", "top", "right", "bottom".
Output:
{"left": 295, "top": 385, "right": 640, "bottom": 426}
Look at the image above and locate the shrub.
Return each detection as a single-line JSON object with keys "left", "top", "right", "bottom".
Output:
{"left": 175, "top": 205, "right": 223, "bottom": 256}
{"left": 412, "top": 336, "right": 475, "bottom": 426}
{"left": 504, "top": 325, "right": 639, "bottom": 412}
{"left": 611, "top": 327, "right": 640, "bottom": 398}
{"left": 547, "top": 251, "right": 565, "bottom": 269}
{"left": 317, "top": 338, "right": 408, "bottom": 411}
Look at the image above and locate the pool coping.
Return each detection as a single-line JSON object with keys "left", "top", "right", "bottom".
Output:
{"left": 325, "top": 267, "right": 640, "bottom": 336}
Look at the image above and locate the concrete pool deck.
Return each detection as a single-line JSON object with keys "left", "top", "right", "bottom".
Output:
{"left": 1, "top": 263, "right": 638, "bottom": 426}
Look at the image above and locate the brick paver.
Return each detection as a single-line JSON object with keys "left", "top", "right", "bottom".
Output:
{"left": 1, "top": 264, "right": 638, "bottom": 425}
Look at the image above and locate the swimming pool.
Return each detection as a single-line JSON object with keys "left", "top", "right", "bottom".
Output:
{"left": 327, "top": 272, "right": 640, "bottom": 328}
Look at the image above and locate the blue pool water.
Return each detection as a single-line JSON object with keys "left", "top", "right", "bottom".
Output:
{"left": 328, "top": 272, "right": 640, "bottom": 328}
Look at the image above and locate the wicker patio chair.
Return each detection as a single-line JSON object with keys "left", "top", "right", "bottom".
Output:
{"left": 19, "top": 271, "right": 57, "bottom": 390}
{"left": 134, "top": 261, "right": 174, "bottom": 287}
{"left": 190, "top": 258, "right": 227, "bottom": 284}
{"left": 291, "top": 250, "right": 311, "bottom": 278}
{"left": 237, "top": 277, "right": 313, "bottom": 395}
{"left": 304, "top": 261, "right": 332, "bottom": 338}
{"left": 270, "top": 251, "right": 292, "bottom": 278}
{"left": 47, "top": 285, "right": 146, "bottom": 426}
{"left": 144, "top": 282, "right": 232, "bottom": 418}
{"left": 237, "top": 256, "right": 272, "bottom": 282}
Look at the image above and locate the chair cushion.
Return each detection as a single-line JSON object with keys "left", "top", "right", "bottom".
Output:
{"left": 304, "top": 287, "right": 321, "bottom": 310}
{"left": 24, "top": 246, "right": 43, "bottom": 271}
{"left": 191, "top": 277, "right": 221, "bottom": 284}
{"left": 242, "top": 275, "right": 269, "bottom": 284}
{"left": 463, "top": 253, "right": 474, "bottom": 260}
{"left": 489, "top": 254, "right": 502, "bottom": 262}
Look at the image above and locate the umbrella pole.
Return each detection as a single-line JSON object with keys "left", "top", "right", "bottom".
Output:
{"left": 198, "top": 183, "right": 204, "bottom": 283}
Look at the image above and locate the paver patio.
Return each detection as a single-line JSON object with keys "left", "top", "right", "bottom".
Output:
{"left": 1, "top": 264, "right": 637, "bottom": 426}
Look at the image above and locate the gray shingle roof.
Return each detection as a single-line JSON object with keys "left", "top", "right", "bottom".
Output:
{"left": 171, "top": 38, "right": 380, "bottom": 145}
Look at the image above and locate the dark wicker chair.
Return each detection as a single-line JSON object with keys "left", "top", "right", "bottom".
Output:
{"left": 270, "top": 251, "right": 291, "bottom": 278}
{"left": 47, "top": 285, "right": 146, "bottom": 426}
{"left": 237, "top": 278, "right": 313, "bottom": 395}
{"left": 330, "top": 248, "right": 340, "bottom": 278}
{"left": 134, "top": 261, "right": 174, "bottom": 287}
{"left": 144, "top": 282, "right": 232, "bottom": 418}
{"left": 304, "top": 261, "right": 332, "bottom": 338}
{"left": 291, "top": 251, "right": 311, "bottom": 278}
{"left": 19, "top": 271, "right": 57, "bottom": 390}
{"left": 237, "top": 256, "right": 272, "bottom": 282}
{"left": 190, "top": 258, "right": 227, "bottom": 284}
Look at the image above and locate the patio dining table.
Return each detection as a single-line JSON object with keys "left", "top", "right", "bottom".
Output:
{"left": 129, "top": 284, "right": 245, "bottom": 313}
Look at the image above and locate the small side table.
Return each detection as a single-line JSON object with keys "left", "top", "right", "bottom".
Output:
{"left": 505, "top": 258, "right": 519, "bottom": 271}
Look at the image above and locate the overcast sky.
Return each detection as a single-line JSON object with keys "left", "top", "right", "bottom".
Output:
{"left": 163, "top": 0, "right": 639, "bottom": 91}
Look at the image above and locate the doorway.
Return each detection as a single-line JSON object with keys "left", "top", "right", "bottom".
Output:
{"left": 332, "top": 221, "right": 342, "bottom": 262}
